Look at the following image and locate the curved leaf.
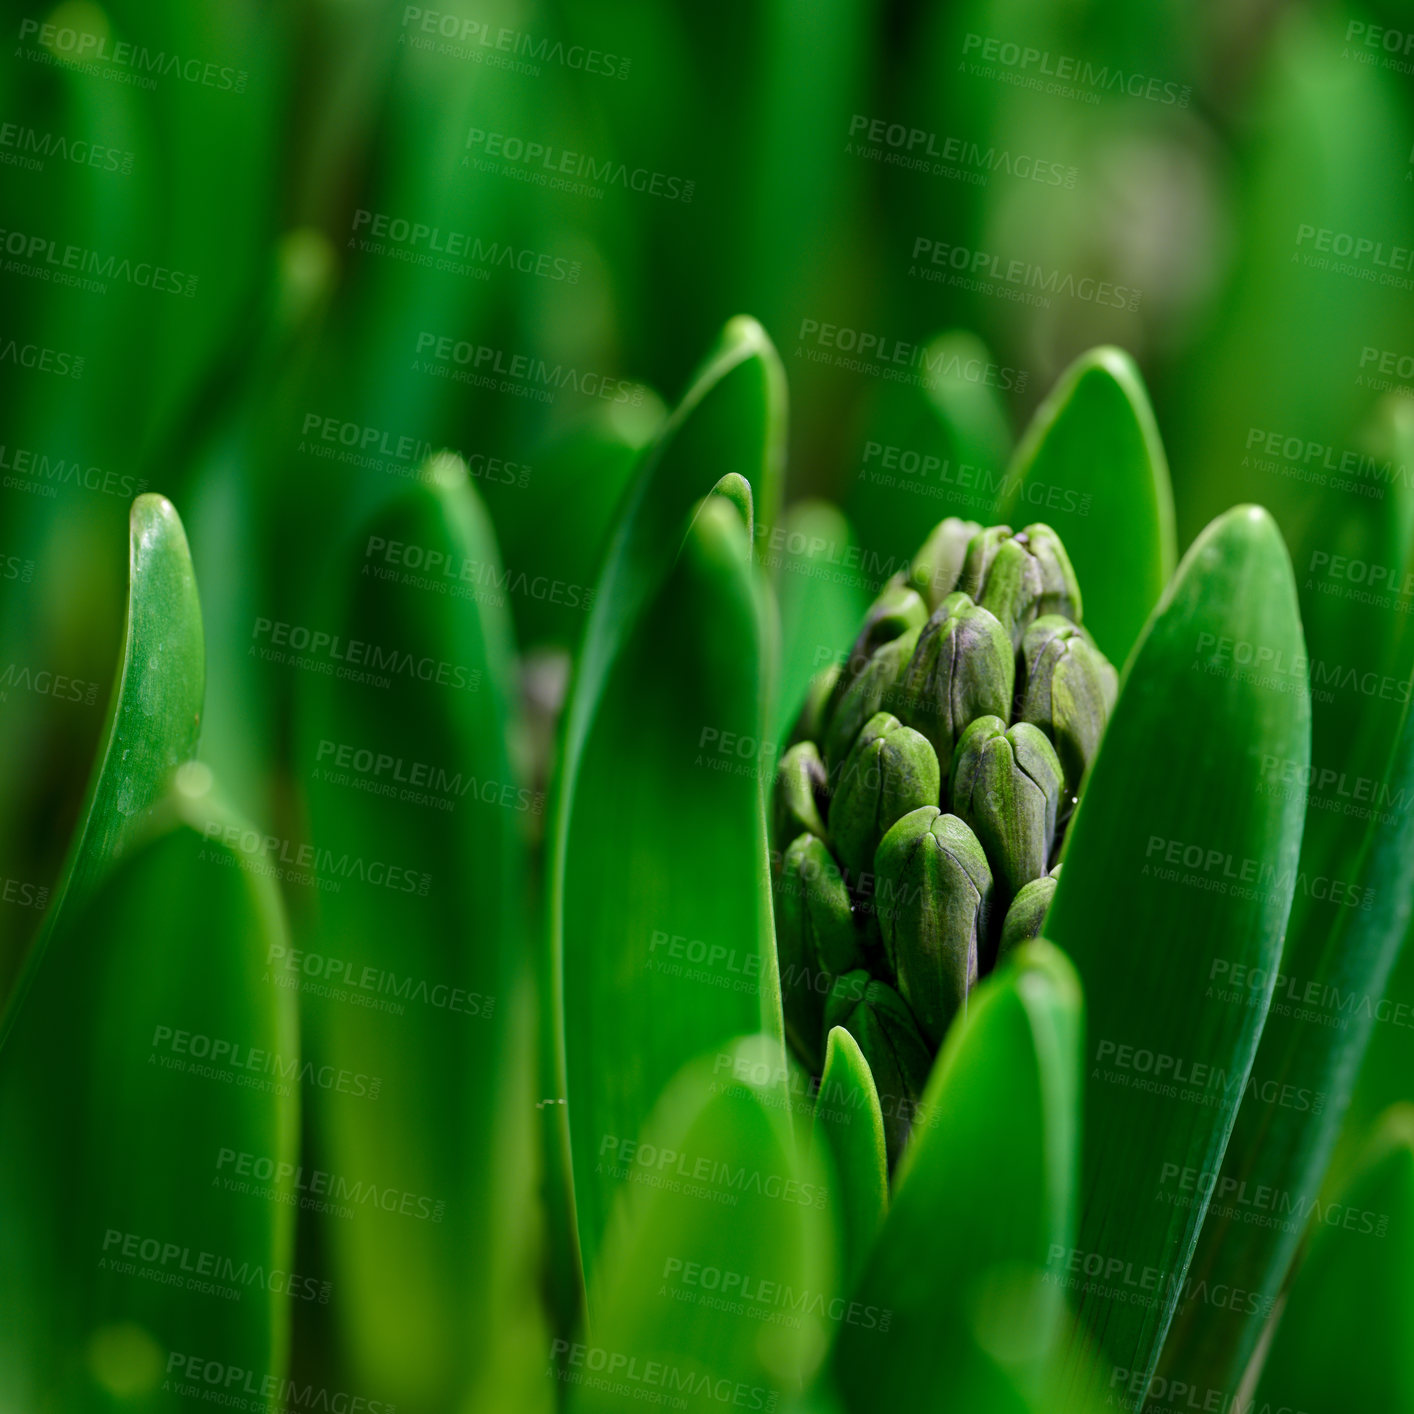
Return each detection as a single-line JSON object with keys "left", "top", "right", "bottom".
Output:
{"left": 1159, "top": 400, "right": 1414, "bottom": 1394}
{"left": 812, "top": 1025, "right": 887, "bottom": 1288}
{"left": 834, "top": 940, "right": 1083, "bottom": 1410}
{"left": 0, "top": 767, "right": 297, "bottom": 1409}
{"left": 298, "top": 458, "right": 545, "bottom": 1414}
{"left": 2, "top": 493, "right": 203, "bottom": 1034}
{"left": 998, "top": 346, "right": 1176, "bottom": 668}
{"left": 1045, "top": 506, "right": 1310, "bottom": 1396}
{"left": 1254, "top": 1107, "right": 1414, "bottom": 1412}
{"left": 562, "top": 494, "right": 781, "bottom": 1291}
{"left": 570, "top": 1036, "right": 836, "bottom": 1414}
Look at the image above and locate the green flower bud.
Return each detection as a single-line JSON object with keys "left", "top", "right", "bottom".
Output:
{"left": 773, "top": 741, "right": 829, "bottom": 846}
{"left": 834, "top": 577, "right": 928, "bottom": 702}
{"left": 791, "top": 665, "right": 839, "bottom": 747}
{"left": 893, "top": 594, "right": 1013, "bottom": 778}
{"left": 908, "top": 517, "right": 982, "bottom": 610}
{"left": 776, "top": 833, "right": 861, "bottom": 1072}
{"left": 874, "top": 806, "right": 992, "bottom": 1047}
{"left": 950, "top": 716, "right": 1064, "bottom": 926}
{"left": 997, "top": 866, "right": 1061, "bottom": 964}
{"left": 1016, "top": 615, "right": 1116, "bottom": 790}
{"left": 958, "top": 523, "right": 1082, "bottom": 644}
{"left": 824, "top": 970, "right": 933, "bottom": 1167}
{"left": 830, "top": 713, "right": 941, "bottom": 880}
{"left": 823, "top": 626, "right": 920, "bottom": 769}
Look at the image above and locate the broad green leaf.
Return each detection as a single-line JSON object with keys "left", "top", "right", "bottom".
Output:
{"left": 997, "top": 347, "right": 1176, "bottom": 667}
{"left": 569, "top": 1036, "right": 835, "bottom": 1414}
{"left": 845, "top": 331, "right": 1013, "bottom": 572}
{"left": 1045, "top": 506, "right": 1310, "bottom": 1396}
{"left": 834, "top": 941, "right": 1082, "bottom": 1411}
{"left": 0, "top": 766, "right": 297, "bottom": 1410}
{"left": 1, "top": 494, "right": 203, "bottom": 1034}
{"left": 299, "top": 458, "right": 546, "bottom": 1414}
{"left": 562, "top": 494, "right": 781, "bottom": 1291}
{"left": 1254, "top": 1107, "right": 1414, "bottom": 1412}
{"left": 812, "top": 1026, "right": 887, "bottom": 1288}
{"left": 771, "top": 500, "right": 871, "bottom": 744}
{"left": 1158, "top": 400, "right": 1414, "bottom": 1395}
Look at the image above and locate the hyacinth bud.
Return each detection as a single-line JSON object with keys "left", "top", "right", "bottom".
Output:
{"left": 874, "top": 806, "right": 992, "bottom": 1047}
{"left": 1016, "top": 615, "right": 1117, "bottom": 790}
{"left": 958, "top": 523, "right": 1082, "bottom": 644}
{"left": 823, "top": 626, "right": 921, "bottom": 770}
{"left": 893, "top": 594, "right": 1013, "bottom": 779}
{"left": 950, "top": 716, "right": 1064, "bottom": 930}
{"left": 791, "top": 664, "right": 839, "bottom": 747}
{"left": 997, "top": 866, "right": 1061, "bottom": 964}
{"left": 907, "top": 517, "right": 982, "bottom": 610}
{"left": 776, "top": 833, "right": 862, "bottom": 1073}
{"left": 830, "top": 713, "right": 941, "bottom": 880}
{"left": 824, "top": 969, "right": 933, "bottom": 1167}
{"left": 774, "top": 741, "right": 829, "bottom": 846}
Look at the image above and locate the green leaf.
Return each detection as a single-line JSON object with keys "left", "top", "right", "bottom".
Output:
{"left": 997, "top": 346, "right": 1176, "bottom": 668}
{"left": 771, "top": 500, "right": 871, "bottom": 744}
{"left": 0, "top": 766, "right": 297, "bottom": 1409}
{"left": 1044, "top": 506, "right": 1310, "bottom": 1396}
{"left": 1254, "top": 1107, "right": 1414, "bottom": 1412}
{"left": 552, "top": 321, "right": 787, "bottom": 1287}
{"left": 1158, "top": 401, "right": 1414, "bottom": 1396}
{"left": 833, "top": 941, "right": 1083, "bottom": 1411}
{"left": 298, "top": 458, "right": 546, "bottom": 1414}
{"left": 569, "top": 1036, "right": 836, "bottom": 1414}
{"left": 1, "top": 493, "right": 204, "bottom": 1036}
{"left": 812, "top": 1026, "right": 887, "bottom": 1288}
{"left": 562, "top": 493, "right": 781, "bottom": 1292}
